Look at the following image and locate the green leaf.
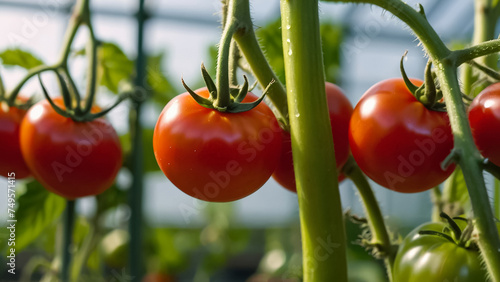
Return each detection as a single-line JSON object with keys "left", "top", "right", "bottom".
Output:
{"left": 0, "top": 48, "right": 44, "bottom": 70}
{"left": 13, "top": 180, "right": 66, "bottom": 252}
{"left": 97, "top": 42, "right": 134, "bottom": 94}
{"left": 147, "top": 53, "right": 177, "bottom": 105}
{"left": 152, "top": 229, "right": 187, "bottom": 272}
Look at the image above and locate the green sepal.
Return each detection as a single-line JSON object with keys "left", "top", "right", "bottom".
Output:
{"left": 440, "top": 212, "right": 462, "bottom": 240}
{"left": 400, "top": 51, "right": 419, "bottom": 94}
{"left": 418, "top": 230, "right": 456, "bottom": 243}
{"left": 181, "top": 78, "right": 215, "bottom": 109}
{"left": 201, "top": 63, "right": 217, "bottom": 100}
{"left": 38, "top": 75, "right": 72, "bottom": 119}
{"left": 233, "top": 75, "right": 249, "bottom": 103}
{"left": 227, "top": 91, "right": 265, "bottom": 113}
{"left": 53, "top": 70, "right": 75, "bottom": 111}
{"left": 88, "top": 91, "right": 131, "bottom": 120}
{"left": 416, "top": 60, "right": 438, "bottom": 108}
{"left": 226, "top": 79, "right": 274, "bottom": 113}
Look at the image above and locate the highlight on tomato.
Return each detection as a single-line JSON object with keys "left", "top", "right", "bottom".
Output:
{"left": 349, "top": 78, "right": 455, "bottom": 193}
{"left": 153, "top": 87, "right": 282, "bottom": 202}
{"left": 468, "top": 82, "right": 500, "bottom": 166}
{"left": 0, "top": 100, "right": 31, "bottom": 179}
{"left": 20, "top": 97, "right": 122, "bottom": 199}
{"left": 272, "top": 82, "right": 353, "bottom": 192}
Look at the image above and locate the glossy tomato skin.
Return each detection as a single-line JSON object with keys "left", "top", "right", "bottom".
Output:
{"left": 349, "top": 78, "right": 455, "bottom": 193}
{"left": 272, "top": 82, "right": 352, "bottom": 192}
{"left": 0, "top": 103, "right": 31, "bottom": 179}
{"left": 153, "top": 88, "right": 282, "bottom": 202}
{"left": 468, "top": 83, "right": 500, "bottom": 166}
{"left": 20, "top": 98, "right": 122, "bottom": 199}
{"left": 393, "top": 222, "right": 486, "bottom": 282}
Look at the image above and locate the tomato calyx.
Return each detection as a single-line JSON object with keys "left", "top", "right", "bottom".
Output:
{"left": 181, "top": 63, "right": 274, "bottom": 113}
{"left": 400, "top": 52, "right": 445, "bottom": 111}
{"left": 418, "top": 212, "right": 478, "bottom": 250}
{"left": 37, "top": 72, "right": 132, "bottom": 122}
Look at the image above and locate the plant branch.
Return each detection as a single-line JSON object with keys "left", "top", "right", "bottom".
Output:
{"left": 453, "top": 39, "right": 500, "bottom": 66}
{"left": 344, "top": 157, "right": 395, "bottom": 281}
{"left": 230, "top": 0, "right": 289, "bottom": 128}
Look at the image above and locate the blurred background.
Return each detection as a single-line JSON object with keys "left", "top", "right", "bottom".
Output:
{"left": 0, "top": 0, "right": 492, "bottom": 281}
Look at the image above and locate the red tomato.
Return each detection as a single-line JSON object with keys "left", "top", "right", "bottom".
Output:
{"left": 20, "top": 98, "right": 122, "bottom": 199}
{"left": 153, "top": 88, "right": 282, "bottom": 202}
{"left": 272, "top": 82, "right": 353, "bottom": 192}
{"left": 468, "top": 83, "right": 500, "bottom": 166}
{"left": 0, "top": 102, "right": 30, "bottom": 179}
{"left": 349, "top": 78, "right": 454, "bottom": 193}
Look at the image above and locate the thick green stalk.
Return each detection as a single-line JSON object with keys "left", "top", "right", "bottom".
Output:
{"left": 61, "top": 200, "right": 75, "bottom": 282}
{"left": 345, "top": 158, "right": 395, "bottom": 281}
{"left": 280, "top": 0, "right": 347, "bottom": 281}
{"left": 231, "top": 0, "right": 289, "bottom": 127}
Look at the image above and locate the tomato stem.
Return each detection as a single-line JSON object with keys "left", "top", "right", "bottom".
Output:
{"left": 7, "top": 65, "right": 59, "bottom": 105}
{"left": 82, "top": 22, "right": 98, "bottom": 115}
{"left": 61, "top": 200, "right": 75, "bottom": 282}
{"left": 344, "top": 157, "right": 395, "bottom": 281}
{"left": 230, "top": 0, "right": 289, "bottom": 129}
{"left": 214, "top": 4, "right": 238, "bottom": 111}
{"left": 280, "top": 0, "right": 347, "bottom": 280}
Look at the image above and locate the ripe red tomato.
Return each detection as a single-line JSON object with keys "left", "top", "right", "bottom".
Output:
{"left": 468, "top": 83, "right": 500, "bottom": 166}
{"left": 20, "top": 98, "right": 122, "bottom": 199}
{"left": 349, "top": 78, "right": 454, "bottom": 193}
{"left": 0, "top": 102, "right": 31, "bottom": 179}
{"left": 153, "top": 88, "right": 282, "bottom": 202}
{"left": 272, "top": 82, "right": 352, "bottom": 192}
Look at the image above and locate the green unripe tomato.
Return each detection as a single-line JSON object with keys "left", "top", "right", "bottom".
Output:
{"left": 393, "top": 222, "right": 487, "bottom": 282}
